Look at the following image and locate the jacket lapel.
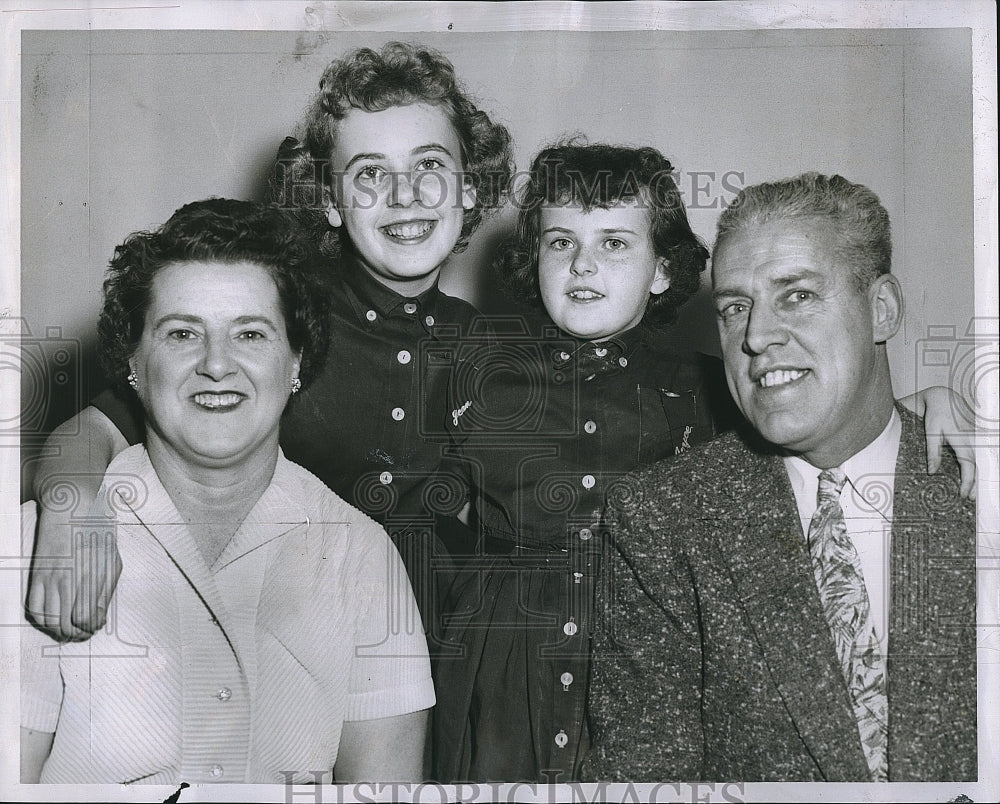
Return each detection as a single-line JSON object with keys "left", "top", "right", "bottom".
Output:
{"left": 720, "top": 449, "right": 872, "bottom": 780}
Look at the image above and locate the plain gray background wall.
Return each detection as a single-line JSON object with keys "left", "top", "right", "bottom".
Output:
{"left": 19, "top": 28, "right": 974, "bottom": 482}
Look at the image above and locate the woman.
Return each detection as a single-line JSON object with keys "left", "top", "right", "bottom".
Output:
{"left": 20, "top": 199, "right": 434, "bottom": 784}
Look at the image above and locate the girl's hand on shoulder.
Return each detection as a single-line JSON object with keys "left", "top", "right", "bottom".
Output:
{"left": 902, "top": 386, "right": 978, "bottom": 500}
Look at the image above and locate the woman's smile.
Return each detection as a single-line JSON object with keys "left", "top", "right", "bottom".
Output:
{"left": 192, "top": 391, "right": 247, "bottom": 410}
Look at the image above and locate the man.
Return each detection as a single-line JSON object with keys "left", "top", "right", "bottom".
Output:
{"left": 586, "top": 173, "right": 977, "bottom": 782}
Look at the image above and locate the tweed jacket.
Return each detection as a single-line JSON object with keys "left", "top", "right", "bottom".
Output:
{"left": 587, "top": 406, "right": 977, "bottom": 781}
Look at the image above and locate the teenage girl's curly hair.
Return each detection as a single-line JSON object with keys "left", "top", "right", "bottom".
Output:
{"left": 271, "top": 41, "right": 514, "bottom": 255}
{"left": 497, "top": 141, "right": 709, "bottom": 329}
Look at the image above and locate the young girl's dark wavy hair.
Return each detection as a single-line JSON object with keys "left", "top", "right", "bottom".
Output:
{"left": 497, "top": 141, "right": 709, "bottom": 329}
{"left": 271, "top": 41, "right": 514, "bottom": 257}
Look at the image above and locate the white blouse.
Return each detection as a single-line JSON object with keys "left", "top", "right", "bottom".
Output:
{"left": 22, "top": 445, "right": 435, "bottom": 784}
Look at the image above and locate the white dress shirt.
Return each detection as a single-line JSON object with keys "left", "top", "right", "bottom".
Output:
{"left": 783, "top": 409, "right": 902, "bottom": 655}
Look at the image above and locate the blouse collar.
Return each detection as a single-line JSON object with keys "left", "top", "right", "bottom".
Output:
{"left": 550, "top": 325, "right": 643, "bottom": 377}
{"left": 339, "top": 247, "right": 442, "bottom": 324}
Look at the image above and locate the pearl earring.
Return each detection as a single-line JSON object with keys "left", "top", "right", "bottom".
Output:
{"left": 127, "top": 370, "right": 139, "bottom": 392}
{"left": 291, "top": 377, "right": 302, "bottom": 394}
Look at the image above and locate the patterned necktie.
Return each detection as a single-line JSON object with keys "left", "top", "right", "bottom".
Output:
{"left": 807, "top": 468, "right": 888, "bottom": 781}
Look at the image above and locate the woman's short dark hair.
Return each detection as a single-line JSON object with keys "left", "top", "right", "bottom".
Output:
{"left": 497, "top": 141, "right": 709, "bottom": 329}
{"left": 271, "top": 41, "right": 514, "bottom": 255}
{"left": 98, "top": 198, "right": 332, "bottom": 391}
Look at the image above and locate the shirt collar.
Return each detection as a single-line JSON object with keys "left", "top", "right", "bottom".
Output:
{"left": 551, "top": 325, "right": 643, "bottom": 375}
{"left": 339, "top": 250, "right": 442, "bottom": 323}
{"left": 784, "top": 408, "right": 901, "bottom": 519}
{"left": 840, "top": 409, "right": 902, "bottom": 501}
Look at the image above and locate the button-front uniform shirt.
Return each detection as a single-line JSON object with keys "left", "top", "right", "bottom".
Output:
{"left": 434, "top": 316, "right": 734, "bottom": 782}
{"left": 279, "top": 255, "right": 477, "bottom": 530}
{"left": 784, "top": 409, "right": 902, "bottom": 655}
{"left": 21, "top": 445, "right": 434, "bottom": 784}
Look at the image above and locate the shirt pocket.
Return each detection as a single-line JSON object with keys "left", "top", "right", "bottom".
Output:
{"left": 635, "top": 386, "right": 703, "bottom": 466}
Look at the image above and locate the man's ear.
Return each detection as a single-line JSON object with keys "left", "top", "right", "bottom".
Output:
{"left": 649, "top": 257, "right": 671, "bottom": 296}
{"left": 869, "top": 273, "right": 904, "bottom": 343}
{"left": 461, "top": 174, "right": 477, "bottom": 211}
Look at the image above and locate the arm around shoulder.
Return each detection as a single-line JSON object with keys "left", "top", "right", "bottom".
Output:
{"left": 26, "top": 406, "right": 128, "bottom": 641}
{"left": 30, "top": 406, "right": 129, "bottom": 501}
{"left": 898, "top": 386, "right": 978, "bottom": 498}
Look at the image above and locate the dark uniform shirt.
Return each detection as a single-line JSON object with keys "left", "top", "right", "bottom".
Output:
{"left": 432, "top": 314, "right": 738, "bottom": 783}
{"left": 278, "top": 256, "right": 476, "bottom": 526}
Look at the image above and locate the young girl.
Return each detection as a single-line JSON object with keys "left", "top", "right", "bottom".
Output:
{"left": 27, "top": 42, "right": 513, "bottom": 652}
{"left": 432, "top": 142, "right": 977, "bottom": 783}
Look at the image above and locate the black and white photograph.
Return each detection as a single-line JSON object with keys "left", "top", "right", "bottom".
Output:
{"left": 2, "top": 2, "right": 997, "bottom": 802}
